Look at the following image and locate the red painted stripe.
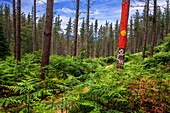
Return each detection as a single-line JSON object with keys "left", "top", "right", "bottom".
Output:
{"left": 118, "top": 1, "right": 129, "bottom": 49}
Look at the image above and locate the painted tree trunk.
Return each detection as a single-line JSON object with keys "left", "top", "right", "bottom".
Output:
{"left": 116, "top": 0, "right": 130, "bottom": 69}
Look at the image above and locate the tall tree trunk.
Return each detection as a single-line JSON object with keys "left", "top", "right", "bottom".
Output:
{"left": 8, "top": 13, "right": 11, "bottom": 45}
{"left": 114, "top": 33, "right": 117, "bottom": 52}
{"left": 129, "top": 17, "right": 133, "bottom": 54}
{"left": 51, "top": 28, "right": 53, "bottom": 55}
{"left": 93, "top": 41, "right": 96, "bottom": 58}
{"left": 74, "top": 0, "right": 79, "bottom": 56}
{"left": 67, "top": 37, "right": 70, "bottom": 55}
{"left": 114, "top": 20, "right": 119, "bottom": 53}
{"left": 17, "top": 0, "right": 21, "bottom": 62}
{"left": 41, "top": 0, "right": 54, "bottom": 80}
{"left": 142, "top": 0, "right": 149, "bottom": 59}
{"left": 150, "top": 0, "right": 157, "bottom": 57}
{"left": 109, "top": 34, "right": 113, "bottom": 56}
{"left": 134, "top": 34, "right": 137, "bottom": 53}
{"left": 86, "top": 0, "right": 90, "bottom": 57}
{"left": 103, "top": 33, "right": 107, "bottom": 58}
{"left": 76, "top": 36, "right": 79, "bottom": 56}
{"left": 165, "top": 0, "right": 169, "bottom": 37}
{"left": 61, "top": 33, "right": 64, "bottom": 55}
{"left": 56, "top": 34, "right": 58, "bottom": 54}
{"left": 34, "top": 0, "right": 38, "bottom": 53}
{"left": 13, "top": 0, "right": 16, "bottom": 59}
{"left": 116, "top": 0, "right": 130, "bottom": 69}
{"left": 160, "top": 13, "right": 165, "bottom": 41}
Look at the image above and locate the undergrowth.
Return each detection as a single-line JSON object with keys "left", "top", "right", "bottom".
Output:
{"left": 0, "top": 35, "right": 170, "bottom": 113}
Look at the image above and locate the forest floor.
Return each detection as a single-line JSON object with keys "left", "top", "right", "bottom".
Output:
{"left": 0, "top": 34, "right": 170, "bottom": 113}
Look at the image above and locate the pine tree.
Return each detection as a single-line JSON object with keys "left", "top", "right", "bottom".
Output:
{"left": 37, "top": 13, "right": 45, "bottom": 50}
{"left": 142, "top": 0, "right": 149, "bottom": 59}
{"left": 105, "top": 21, "right": 109, "bottom": 57}
{"left": 74, "top": 0, "right": 79, "bottom": 56}
{"left": 31, "top": 6, "right": 34, "bottom": 53}
{"left": 109, "top": 23, "right": 114, "bottom": 56}
{"left": 160, "top": 13, "right": 165, "bottom": 40}
{"left": 41, "top": 0, "right": 54, "bottom": 80}
{"left": 34, "top": 0, "right": 38, "bottom": 53}
{"left": 4, "top": 3, "right": 11, "bottom": 44}
{"left": 147, "top": 13, "right": 153, "bottom": 45}
{"left": 54, "top": 15, "right": 62, "bottom": 55}
{"left": 156, "top": 6, "right": 161, "bottom": 45}
{"left": 27, "top": 12, "right": 31, "bottom": 25}
{"left": 60, "top": 33, "right": 65, "bottom": 55}
{"left": 129, "top": 16, "right": 133, "bottom": 54}
{"left": 80, "top": 18, "right": 85, "bottom": 51}
{"left": 93, "top": 19, "right": 98, "bottom": 58}
{"left": 114, "top": 20, "right": 119, "bottom": 52}
{"left": 0, "top": 3, "right": 3, "bottom": 23}
{"left": 86, "top": 0, "right": 90, "bottom": 57}
{"left": 165, "top": 0, "right": 169, "bottom": 37}
{"left": 21, "top": 26, "right": 33, "bottom": 54}
{"left": 17, "top": 0, "right": 21, "bottom": 62}
{"left": 65, "top": 17, "right": 72, "bottom": 55}
{"left": 97, "top": 25, "right": 103, "bottom": 57}
{"left": 0, "top": 22, "right": 10, "bottom": 60}
{"left": 89, "top": 22, "right": 94, "bottom": 57}
{"left": 102, "top": 26, "right": 106, "bottom": 58}
{"left": 13, "top": 0, "right": 17, "bottom": 59}
{"left": 150, "top": 0, "right": 157, "bottom": 57}
{"left": 21, "top": 13, "right": 26, "bottom": 26}
{"left": 134, "top": 10, "right": 139, "bottom": 53}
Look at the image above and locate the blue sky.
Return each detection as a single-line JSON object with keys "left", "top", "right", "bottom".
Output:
{"left": 0, "top": 0, "right": 167, "bottom": 33}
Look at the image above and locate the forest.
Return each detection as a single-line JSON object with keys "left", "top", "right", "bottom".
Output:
{"left": 0, "top": 0, "right": 170, "bottom": 112}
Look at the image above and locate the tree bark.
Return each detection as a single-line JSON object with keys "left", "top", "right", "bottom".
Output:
{"left": 8, "top": 11, "right": 12, "bottom": 45}
{"left": 13, "top": 0, "right": 16, "bottom": 59}
{"left": 109, "top": 34, "right": 113, "bottom": 56}
{"left": 116, "top": 0, "right": 130, "bottom": 69}
{"left": 134, "top": 34, "right": 137, "bottom": 53}
{"left": 41, "top": 0, "right": 54, "bottom": 80}
{"left": 74, "top": 0, "right": 79, "bottom": 56}
{"left": 142, "top": 0, "right": 149, "bottom": 59}
{"left": 86, "top": 0, "right": 90, "bottom": 57}
{"left": 150, "top": 0, "right": 157, "bottom": 57}
{"left": 50, "top": 28, "right": 53, "bottom": 55}
{"left": 129, "top": 17, "right": 133, "bottom": 54}
{"left": 165, "top": 0, "right": 169, "bottom": 37}
{"left": 17, "top": 0, "right": 21, "bottom": 62}
{"left": 34, "top": 0, "right": 38, "bottom": 53}
{"left": 93, "top": 41, "right": 96, "bottom": 58}
{"left": 67, "top": 36, "right": 70, "bottom": 55}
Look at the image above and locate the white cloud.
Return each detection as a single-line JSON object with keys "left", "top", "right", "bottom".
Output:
{"left": 57, "top": 8, "right": 75, "bottom": 14}
{"left": 60, "top": 15, "right": 70, "bottom": 32}
{"left": 37, "top": 0, "right": 70, "bottom": 4}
